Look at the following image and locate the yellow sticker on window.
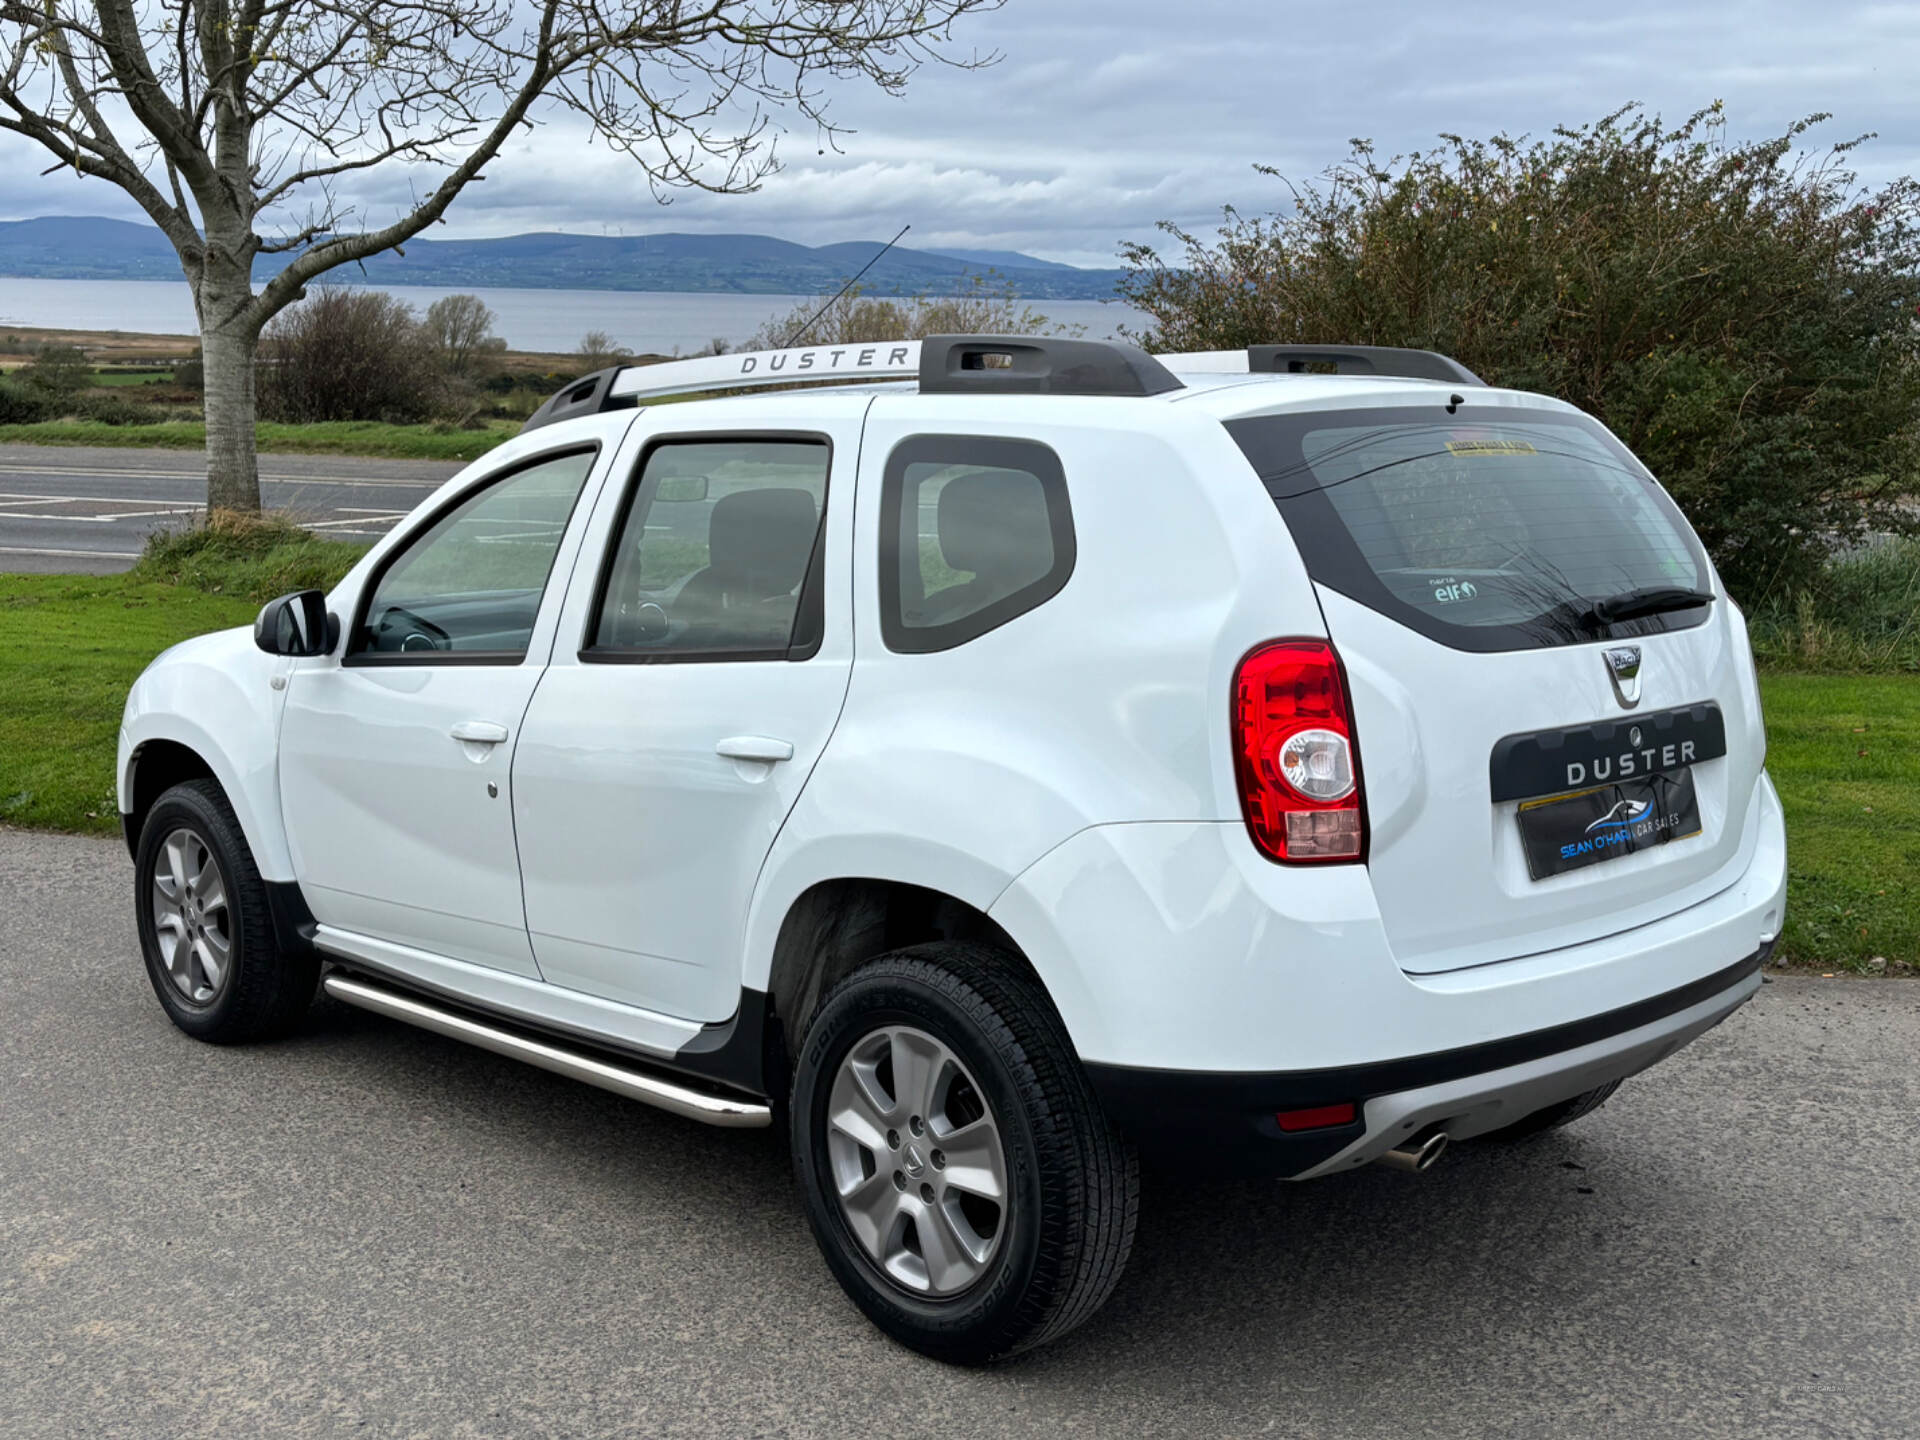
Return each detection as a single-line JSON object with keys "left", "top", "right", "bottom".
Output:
{"left": 1446, "top": 439, "right": 1538, "bottom": 458}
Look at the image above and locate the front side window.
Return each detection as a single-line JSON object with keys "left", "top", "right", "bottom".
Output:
{"left": 879, "top": 435, "right": 1075, "bottom": 653}
{"left": 587, "top": 438, "right": 830, "bottom": 660}
{"left": 351, "top": 448, "right": 595, "bottom": 662}
{"left": 1226, "top": 406, "right": 1710, "bottom": 652}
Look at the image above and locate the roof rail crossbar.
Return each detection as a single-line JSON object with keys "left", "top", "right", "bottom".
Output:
{"left": 1247, "top": 345, "right": 1485, "bottom": 386}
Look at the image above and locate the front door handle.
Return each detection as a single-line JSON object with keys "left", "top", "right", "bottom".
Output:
{"left": 451, "top": 720, "right": 510, "bottom": 745}
{"left": 715, "top": 735, "right": 795, "bottom": 763}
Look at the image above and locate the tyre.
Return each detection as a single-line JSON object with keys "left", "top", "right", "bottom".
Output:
{"left": 789, "top": 943, "right": 1138, "bottom": 1363}
{"left": 134, "top": 779, "right": 319, "bottom": 1043}
{"left": 1477, "top": 1080, "right": 1622, "bottom": 1142}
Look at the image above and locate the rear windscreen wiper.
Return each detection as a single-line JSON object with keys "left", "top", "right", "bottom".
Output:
{"left": 1582, "top": 586, "right": 1716, "bottom": 627}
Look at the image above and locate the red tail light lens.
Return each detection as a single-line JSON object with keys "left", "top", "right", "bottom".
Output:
{"left": 1232, "top": 639, "right": 1366, "bottom": 863}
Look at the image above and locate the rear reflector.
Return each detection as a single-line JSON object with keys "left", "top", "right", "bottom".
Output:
{"left": 1275, "top": 1101, "right": 1359, "bottom": 1132}
{"left": 1232, "top": 639, "right": 1367, "bottom": 863}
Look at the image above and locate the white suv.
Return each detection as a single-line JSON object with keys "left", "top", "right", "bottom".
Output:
{"left": 119, "top": 336, "right": 1786, "bottom": 1362}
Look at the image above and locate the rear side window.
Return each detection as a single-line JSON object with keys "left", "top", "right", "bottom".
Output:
{"left": 879, "top": 435, "right": 1075, "bottom": 653}
{"left": 1226, "top": 406, "right": 1710, "bottom": 652}
{"left": 586, "top": 437, "right": 830, "bottom": 662}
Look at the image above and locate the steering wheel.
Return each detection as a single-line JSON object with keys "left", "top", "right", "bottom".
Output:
{"left": 378, "top": 604, "right": 452, "bottom": 653}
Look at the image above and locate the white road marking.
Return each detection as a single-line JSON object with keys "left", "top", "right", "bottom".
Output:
{"left": 305, "top": 513, "right": 408, "bottom": 530}
{"left": 0, "top": 491, "right": 205, "bottom": 510}
{"left": 0, "top": 544, "right": 142, "bottom": 559}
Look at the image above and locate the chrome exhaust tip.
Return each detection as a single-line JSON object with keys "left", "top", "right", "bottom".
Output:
{"left": 1376, "top": 1130, "right": 1450, "bottom": 1173}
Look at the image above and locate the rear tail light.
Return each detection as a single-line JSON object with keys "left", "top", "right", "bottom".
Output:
{"left": 1232, "top": 639, "right": 1367, "bottom": 863}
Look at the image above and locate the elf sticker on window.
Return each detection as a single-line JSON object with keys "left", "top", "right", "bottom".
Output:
{"left": 1445, "top": 439, "right": 1538, "bottom": 458}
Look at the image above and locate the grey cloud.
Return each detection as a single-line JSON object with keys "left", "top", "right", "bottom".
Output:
{"left": 3, "top": 0, "right": 1918, "bottom": 266}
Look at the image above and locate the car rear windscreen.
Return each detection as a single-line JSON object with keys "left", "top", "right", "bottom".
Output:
{"left": 1225, "top": 405, "right": 1710, "bottom": 652}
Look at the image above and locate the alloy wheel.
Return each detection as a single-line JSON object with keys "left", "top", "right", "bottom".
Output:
{"left": 825, "top": 1024, "right": 1009, "bottom": 1297}
{"left": 150, "top": 827, "right": 233, "bottom": 1007}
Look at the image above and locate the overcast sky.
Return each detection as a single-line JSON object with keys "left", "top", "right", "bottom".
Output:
{"left": 4, "top": 0, "right": 1918, "bottom": 268}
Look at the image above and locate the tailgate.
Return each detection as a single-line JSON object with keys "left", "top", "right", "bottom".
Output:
{"left": 1225, "top": 397, "right": 1768, "bottom": 973}
{"left": 1320, "top": 590, "right": 1765, "bottom": 972}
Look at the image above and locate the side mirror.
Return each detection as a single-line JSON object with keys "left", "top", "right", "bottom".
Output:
{"left": 254, "top": 590, "right": 338, "bottom": 657}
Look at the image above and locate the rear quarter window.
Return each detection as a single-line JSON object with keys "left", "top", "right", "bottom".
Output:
{"left": 878, "top": 434, "right": 1075, "bottom": 653}
{"left": 1226, "top": 405, "right": 1710, "bottom": 652}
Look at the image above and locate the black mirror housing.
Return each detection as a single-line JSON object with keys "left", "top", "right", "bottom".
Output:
{"left": 254, "top": 590, "right": 338, "bottom": 657}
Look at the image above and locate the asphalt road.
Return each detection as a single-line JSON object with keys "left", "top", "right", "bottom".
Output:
{"left": 3, "top": 828, "right": 1916, "bottom": 1439}
{"left": 0, "top": 445, "right": 464, "bottom": 573}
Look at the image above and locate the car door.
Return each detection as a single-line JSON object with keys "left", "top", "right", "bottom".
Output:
{"left": 278, "top": 437, "right": 616, "bottom": 977}
{"left": 511, "top": 395, "right": 865, "bottom": 1022}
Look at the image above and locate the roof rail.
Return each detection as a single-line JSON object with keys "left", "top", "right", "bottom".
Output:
{"left": 520, "top": 366, "right": 637, "bottom": 432}
{"left": 519, "top": 335, "right": 1188, "bottom": 431}
{"left": 1156, "top": 345, "right": 1485, "bottom": 387}
{"left": 918, "top": 335, "right": 1182, "bottom": 397}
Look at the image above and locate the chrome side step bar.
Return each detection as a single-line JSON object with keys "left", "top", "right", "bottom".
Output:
{"left": 322, "top": 973, "right": 771, "bottom": 1129}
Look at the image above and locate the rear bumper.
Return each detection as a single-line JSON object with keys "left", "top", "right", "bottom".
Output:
{"left": 1087, "top": 945, "right": 1765, "bottom": 1178}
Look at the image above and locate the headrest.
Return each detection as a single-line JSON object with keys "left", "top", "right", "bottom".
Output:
{"left": 935, "top": 470, "right": 1054, "bottom": 582}
{"left": 706, "top": 487, "right": 819, "bottom": 596}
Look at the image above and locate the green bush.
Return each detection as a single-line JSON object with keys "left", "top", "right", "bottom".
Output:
{"left": 131, "top": 512, "right": 369, "bottom": 602}
{"left": 22, "top": 343, "right": 92, "bottom": 396}
{"left": 0, "top": 377, "right": 51, "bottom": 423}
{"left": 72, "top": 393, "right": 154, "bottom": 426}
{"left": 1119, "top": 105, "right": 1920, "bottom": 603}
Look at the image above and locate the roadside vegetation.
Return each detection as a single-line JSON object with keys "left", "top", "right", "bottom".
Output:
{"left": 0, "top": 417, "right": 518, "bottom": 461}
{"left": 742, "top": 275, "right": 1074, "bottom": 349}
{"left": 1119, "top": 104, "right": 1920, "bottom": 606}
{"left": 0, "top": 298, "right": 673, "bottom": 459}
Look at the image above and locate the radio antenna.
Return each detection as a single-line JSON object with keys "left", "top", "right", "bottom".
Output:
{"left": 784, "top": 224, "right": 911, "bottom": 346}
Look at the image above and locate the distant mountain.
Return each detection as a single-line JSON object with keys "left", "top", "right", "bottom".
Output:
{"left": 0, "top": 217, "right": 1126, "bottom": 300}
{"left": 927, "top": 247, "right": 1075, "bottom": 272}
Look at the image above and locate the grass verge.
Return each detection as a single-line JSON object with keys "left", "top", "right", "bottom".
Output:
{"left": 129, "top": 510, "right": 369, "bottom": 601}
{"left": 0, "top": 418, "right": 515, "bottom": 462}
{"left": 0, "top": 555, "right": 1913, "bottom": 973}
{"left": 0, "top": 574, "right": 257, "bottom": 830}
{"left": 1761, "top": 673, "right": 1920, "bottom": 973}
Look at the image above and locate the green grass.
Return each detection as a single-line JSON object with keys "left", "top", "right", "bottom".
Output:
{"left": 0, "top": 575, "right": 257, "bottom": 831}
{"left": 90, "top": 369, "right": 174, "bottom": 387}
{"left": 0, "top": 418, "right": 516, "bottom": 461}
{"left": 1, "top": 555, "right": 1914, "bottom": 974}
{"left": 1760, "top": 673, "right": 1920, "bottom": 972}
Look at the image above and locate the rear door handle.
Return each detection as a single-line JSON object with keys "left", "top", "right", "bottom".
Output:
{"left": 451, "top": 720, "right": 510, "bottom": 745}
{"left": 715, "top": 735, "right": 795, "bottom": 763}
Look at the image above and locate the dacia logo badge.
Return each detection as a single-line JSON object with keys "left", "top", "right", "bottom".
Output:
{"left": 1605, "top": 646, "right": 1643, "bottom": 709}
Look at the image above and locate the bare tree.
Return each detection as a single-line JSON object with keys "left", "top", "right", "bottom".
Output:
{"left": 0, "top": 1, "right": 1001, "bottom": 510}
{"left": 425, "top": 294, "right": 503, "bottom": 378}
{"left": 576, "top": 328, "right": 634, "bottom": 369}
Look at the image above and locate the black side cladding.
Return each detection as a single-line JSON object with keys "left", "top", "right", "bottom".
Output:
{"left": 520, "top": 366, "right": 638, "bottom": 433}
{"left": 1248, "top": 345, "right": 1485, "bottom": 386}
{"left": 918, "top": 335, "right": 1184, "bottom": 397}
